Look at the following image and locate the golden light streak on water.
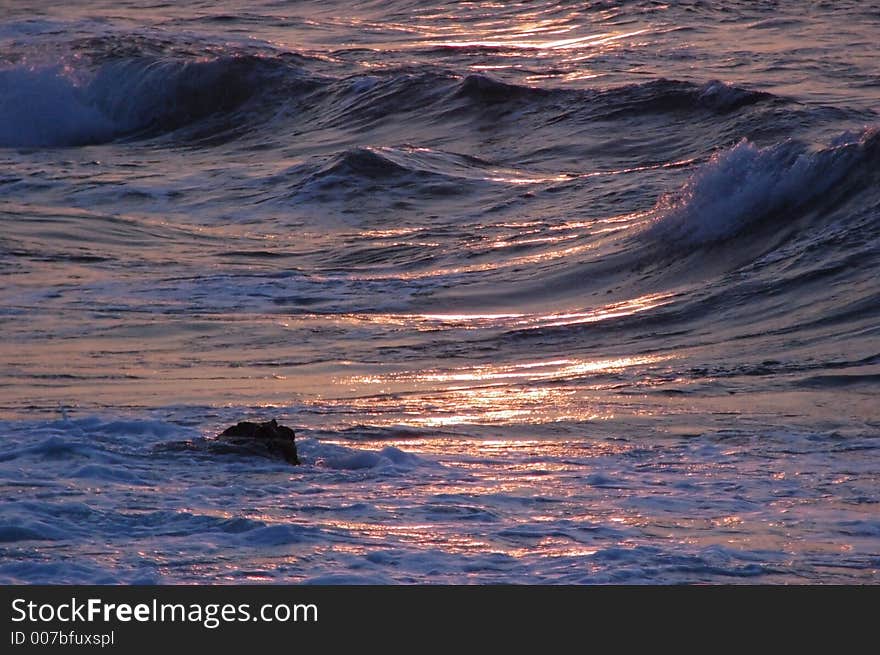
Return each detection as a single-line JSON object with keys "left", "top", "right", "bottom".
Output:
{"left": 428, "top": 29, "right": 650, "bottom": 52}
{"left": 389, "top": 354, "right": 667, "bottom": 384}
{"left": 337, "top": 352, "right": 671, "bottom": 427}
{"left": 318, "top": 291, "right": 674, "bottom": 331}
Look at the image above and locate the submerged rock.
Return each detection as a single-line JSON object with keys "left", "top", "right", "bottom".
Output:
{"left": 215, "top": 419, "right": 299, "bottom": 465}
{"left": 153, "top": 419, "right": 300, "bottom": 465}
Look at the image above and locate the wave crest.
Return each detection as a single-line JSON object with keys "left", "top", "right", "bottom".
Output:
{"left": 648, "top": 128, "right": 880, "bottom": 245}
{"left": 0, "top": 55, "right": 282, "bottom": 147}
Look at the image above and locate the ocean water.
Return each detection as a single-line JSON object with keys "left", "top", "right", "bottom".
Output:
{"left": 1, "top": 0, "right": 878, "bottom": 584}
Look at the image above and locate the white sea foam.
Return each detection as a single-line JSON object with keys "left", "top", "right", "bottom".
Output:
{"left": 0, "top": 65, "right": 117, "bottom": 147}
{"left": 1, "top": 413, "right": 876, "bottom": 583}
{"left": 0, "top": 56, "right": 266, "bottom": 147}
{"left": 649, "top": 128, "right": 878, "bottom": 245}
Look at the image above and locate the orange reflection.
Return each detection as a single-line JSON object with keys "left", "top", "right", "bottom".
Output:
{"left": 389, "top": 354, "right": 666, "bottom": 384}
{"left": 431, "top": 29, "right": 650, "bottom": 52}
{"left": 325, "top": 291, "right": 674, "bottom": 331}
{"left": 342, "top": 352, "right": 670, "bottom": 427}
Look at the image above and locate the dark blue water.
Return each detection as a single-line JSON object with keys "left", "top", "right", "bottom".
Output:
{"left": 1, "top": 1, "right": 878, "bottom": 583}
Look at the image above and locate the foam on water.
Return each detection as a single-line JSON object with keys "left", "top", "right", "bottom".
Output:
{"left": 0, "top": 55, "right": 280, "bottom": 147}
{"left": 648, "top": 128, "right": 880, "bottom": 245}
{"left": 0, "top": 414, "right": 876, "bottom": 583}
{"left": 0, "top": 65, "right": 117, "bottom": 147}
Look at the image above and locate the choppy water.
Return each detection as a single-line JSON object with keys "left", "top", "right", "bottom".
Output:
{"left": 1, "top": 1, "right": 878, "bottom": 583}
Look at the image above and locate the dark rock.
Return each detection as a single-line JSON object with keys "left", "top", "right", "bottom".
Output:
{"left": 216, "top": 419, "right": 299, "bottom": 465}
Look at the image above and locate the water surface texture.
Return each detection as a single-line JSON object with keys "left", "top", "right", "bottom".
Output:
{"left": 1, "top": 1, "right": 879, "bottom": 583}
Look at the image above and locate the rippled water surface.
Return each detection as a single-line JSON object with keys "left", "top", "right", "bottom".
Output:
{"left": 1, "top": 1, "right": 878, "bottom": 583}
